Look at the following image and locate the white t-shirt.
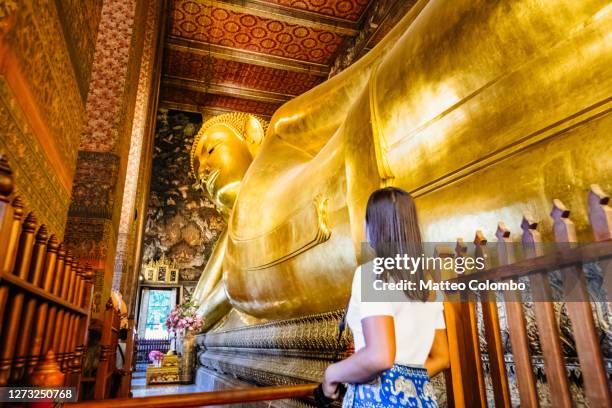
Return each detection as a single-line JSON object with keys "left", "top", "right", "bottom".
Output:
{"left": 346, "top": 265, "right": 446, "bottom": 366}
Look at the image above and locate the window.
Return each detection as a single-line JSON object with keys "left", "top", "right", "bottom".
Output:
{"left": 143, "top": 289, "right": 175, "bottom": 339}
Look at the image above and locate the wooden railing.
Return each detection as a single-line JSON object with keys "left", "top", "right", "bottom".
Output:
{"left": 443, "top": 185, "right": 612, "bottom": 408}
{"left": 119, "top": 317, "right": 136, "bottom": 397}
{"left": 94, "top": 298, "right": 122, "bottom": 399}
{"left": 0, "top": 155, "right": 94, "bottom": 390}
{"left": 68, "top": 383, "right": 319, "bottom": 407}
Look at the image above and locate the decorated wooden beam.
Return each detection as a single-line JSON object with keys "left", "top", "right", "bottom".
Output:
{"left": 157, "top": 100, "right": 273, "bottom": 120}
{"left": 162, "top": 75, "right": 292, "bottom": 104}
{"left": 166, "top": 36, "right": 330, "bottom": 77}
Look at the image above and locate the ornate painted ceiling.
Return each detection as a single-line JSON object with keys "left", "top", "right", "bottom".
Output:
{"left": 159, "top": 0, "right": 417, "bottom": 118}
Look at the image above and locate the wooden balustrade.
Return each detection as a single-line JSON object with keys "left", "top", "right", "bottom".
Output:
{"left": 445, "top": 185, "right": 612, "bottom": 407}
{"left": 0, "top": 155, "right": 94, "bottom": 393}
{"left": 68, "top": 383, "right": 319, "bottom": 408}
{"left": 94, "top": 297, "right": 122, "bottom": 399}
{"left": 119, "top": 317, "right": 136, "bottom": 397}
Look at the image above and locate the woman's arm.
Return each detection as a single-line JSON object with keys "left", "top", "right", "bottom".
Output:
{"left": 424, "top": 329, "right": 450, "bottom": 377}
{"left": 322, "top": 316, "right": 396, "bottom": 397}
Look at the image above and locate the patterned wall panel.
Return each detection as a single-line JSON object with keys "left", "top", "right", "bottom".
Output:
{"left": 165, "top": 49, "right": 324, "bottom": 96}
{"left": 68, "top": 151, "right": 120, "bottom": 219}
{"left": 3, "top": 0, "right": 85, "bottom": 183}
{"left": 114, "top": 0, "right": 162, "bottom": 298}
{"left": 65, "top": 0, "right": 151, "bottom": 320}
{"left": 54, "top": 0, "right": 104, "bottom": 100}
{"left": 260, "top": 0, "right": 371, "bottom": 21}
{"left": 0, "top": 0, "right": 92, "bottom": 236}
{"left": 0, "top": 81, "right": 71, "bottom": 234}
{"left": 79, "top": 0, "right": 138, "bottom": 152}
{"left": 161, "top": 86, "right": 281, "bottom": 117}
{"left": 170, "top": 1, "right": 344, "bottom": 64}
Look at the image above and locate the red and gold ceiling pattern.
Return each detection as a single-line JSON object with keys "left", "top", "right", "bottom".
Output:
{"left": 165, "top": 49, "right": 324, "bottom": 95}
{"left": 260, "top": 0, "right": 370, "bottom": 21}
{"left": 161, "top": 86, "right": 281, "bottom": 117}
{"left": 162, "top": 0, "right": 373, "bottom": 118}
{"left": 170, "top": 1, "right": 344, "bottom": 64}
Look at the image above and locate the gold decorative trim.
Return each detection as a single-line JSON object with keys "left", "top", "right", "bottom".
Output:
{"left": 142, "top": 254, "right": 180, "bottom": 284}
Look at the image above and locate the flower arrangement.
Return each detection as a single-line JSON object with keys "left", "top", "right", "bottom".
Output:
{"left": 148, "top": 350, "right": 164, "bottom": 363}
{"left": 165, "top": 300, "right": 204, "bottom": 336}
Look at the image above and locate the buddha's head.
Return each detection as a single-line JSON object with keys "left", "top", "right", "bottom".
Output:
{"left": 191, "top": 113, "right": 268, "bottom": 215}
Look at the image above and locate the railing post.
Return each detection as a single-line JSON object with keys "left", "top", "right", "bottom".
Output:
{"left": 0, "top": 155, "right": 15, "bottom": 269}
{"left": 521, "top": 213, "right": 572, "bottom": 407}
{"left": 28, "top": 234, "right": 59, "bottom": 375}
{"left": 95, "top": 298, "right": 116, "bottom": 399}
{"left": 28, "top": 350, "right": 65, "bottom": 387}
{"left": 475, "top": 230, "right": 511, "bottom": 407}
{"left": 443, "top": 236, "right": 484, "bottom": 408}
{"left": 588, "top": 185, "right": 612, "bottom": 308}
{"left": 0, "top": 156, "right": 14, "bottom": 334}
{"left": 0, "top": 212, "right": 37, "bottom": 385}
{"left": 588, "top": 184, "right": 612, "bottom": 241}
{"left": 496, "top": 222, "right": 538, "bottom": 407}
{"left": 453, "top": 238, "right": 486, "bottom": 407}
{"left": 551, "top": 199, "right": 611, "bottom": 407}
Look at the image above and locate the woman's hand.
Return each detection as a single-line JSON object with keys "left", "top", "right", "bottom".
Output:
{"left": 322, "top": 366, "right": 340, "bottom": 399}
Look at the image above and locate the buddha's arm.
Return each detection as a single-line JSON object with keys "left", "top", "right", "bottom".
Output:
{"left": 197, "top": 281, "right": 232, "bottom": 332}
{"left": 193, "top": 230, "right": 227, "bottom": 315}
{"left": 267, "top": 0, "right": 430, "bottom": 157}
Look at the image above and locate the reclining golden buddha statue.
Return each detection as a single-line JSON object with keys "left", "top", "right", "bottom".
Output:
{"left": 191, "top": 0, "right": 612, "bottom": 325}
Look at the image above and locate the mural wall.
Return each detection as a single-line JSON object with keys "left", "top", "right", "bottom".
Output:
{"left": 143, "top": 109, "right": 226, "bottom": 301}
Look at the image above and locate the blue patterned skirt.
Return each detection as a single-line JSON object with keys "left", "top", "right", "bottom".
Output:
{"left": 342, "top": 365, "right": 438, "bottom": 408}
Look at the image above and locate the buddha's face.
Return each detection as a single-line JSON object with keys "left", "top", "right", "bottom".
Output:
{"left": 194, "top": 124, "right": 253, "bottom": 213}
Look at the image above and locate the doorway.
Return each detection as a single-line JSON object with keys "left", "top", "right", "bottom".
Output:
{"left": 135, "top": 287, "right": 178, "bottom": 371}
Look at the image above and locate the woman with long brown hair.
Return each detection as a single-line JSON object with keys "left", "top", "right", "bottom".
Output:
{"left": 321, "top": 187, "right": 449, "bottom": 407}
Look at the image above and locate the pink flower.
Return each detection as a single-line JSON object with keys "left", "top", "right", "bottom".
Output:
{"left": 148, "top": 350, "right": 164, "bottom": 362}
{"left": 165, "top": 301, "right": 206, "bottom": 335}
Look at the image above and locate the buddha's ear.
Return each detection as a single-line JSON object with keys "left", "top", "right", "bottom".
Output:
{"left": 190, "top": 130, "right": 209, "bottom": 178}
{"left": 244, "top": 115, "right": 268, "bottom": 157}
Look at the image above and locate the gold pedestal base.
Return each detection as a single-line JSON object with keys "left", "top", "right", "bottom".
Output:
{"left": 146, "top": 365, "right": 179, "bottom": 385}
{"left": 146, "top": 354, "right": 180, "bottom": 385}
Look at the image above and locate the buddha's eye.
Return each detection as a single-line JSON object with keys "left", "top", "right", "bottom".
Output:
{"left": 208, "top": 142, "right": 220, "bottom": 154}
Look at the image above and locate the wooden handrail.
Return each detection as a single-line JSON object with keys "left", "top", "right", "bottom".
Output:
{"left": 0, "top": 271, "right": 89, "bottom": 315}
{"left": 68, "top": 383, "right": 319, "bottom": 408}
{"left": 449, "top": 240, "right": 612, "bottom": 284}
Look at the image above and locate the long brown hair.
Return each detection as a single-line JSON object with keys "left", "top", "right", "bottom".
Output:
{"left": 365, "top": 187, "right": 428, "bottom": 301}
